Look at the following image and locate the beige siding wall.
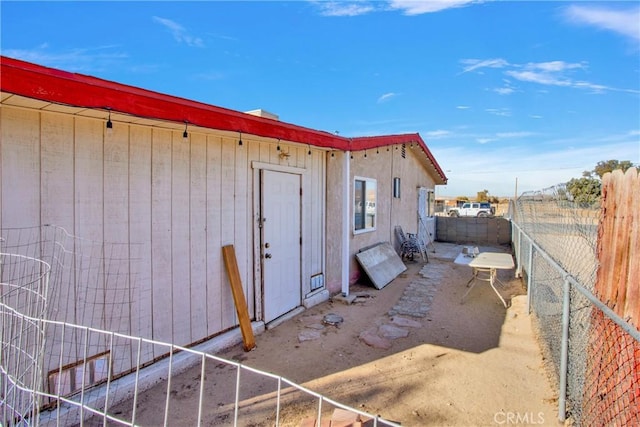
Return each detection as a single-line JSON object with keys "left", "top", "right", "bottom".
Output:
{"left": 326, "top": 145, "right": 437, "bottom": 291}
{"left": 0, "top": 105, "right": 326, "bottom": 371}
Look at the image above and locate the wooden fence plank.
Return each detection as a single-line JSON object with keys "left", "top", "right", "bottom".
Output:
{"left": 623, "top": 168, "right": 639, "bottom": 327}
{"left": 596, "top": 167, "right": 639, "bottom": 329}
{"left": 222, "top": 245, "right": 256, "bottom": 351}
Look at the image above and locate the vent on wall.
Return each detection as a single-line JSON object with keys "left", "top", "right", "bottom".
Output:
{"left": 310, "top": 274, "right": 324, "bottom": 291}
{"left": 401, "top": 144, "right": 406, "bottom": 158}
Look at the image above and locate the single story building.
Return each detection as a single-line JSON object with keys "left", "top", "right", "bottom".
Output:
{"left": 0, "top": 56, "right": 447, "bottom": 395}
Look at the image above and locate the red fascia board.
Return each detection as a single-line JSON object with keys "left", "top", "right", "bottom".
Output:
{"left": 0, "top": 56, "right": 344, "bottom": 149}
{"left": 1, "top": 55, "right": 447, "bottom": 182}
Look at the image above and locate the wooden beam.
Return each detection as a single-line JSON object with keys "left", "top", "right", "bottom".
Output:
{"left": 222, "top": 245, "right": 256, "bottom": 351}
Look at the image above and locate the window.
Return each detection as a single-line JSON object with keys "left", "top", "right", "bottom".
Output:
{"left": 354, "top": 177, "right": 377, "bottom": 233}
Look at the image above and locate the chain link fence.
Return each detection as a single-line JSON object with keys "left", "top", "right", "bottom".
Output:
{"left": 510, "top": 184, "right": 640, "bottom": 425}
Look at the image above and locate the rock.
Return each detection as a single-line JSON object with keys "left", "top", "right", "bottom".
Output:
{"left": 305, "top": 323, "right": 325, "bottom": 330}
{"left": 298, "top": 330, "right": 321, "bottom": 342}
{"left": 391, "top": 316, "right": 422, "bottom": 328}
{"left": 359, "top": 327, "right": 392, "bottom": 349}
{"left": 379, "top": 324, "right": 409, "bottom": 339}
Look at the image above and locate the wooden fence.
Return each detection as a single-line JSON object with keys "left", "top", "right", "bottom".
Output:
{"left": 583, "top": 167, "right": 639, "bottom": 425}
{"left": 595, "top": 167, "right": 639, "bottom": 329}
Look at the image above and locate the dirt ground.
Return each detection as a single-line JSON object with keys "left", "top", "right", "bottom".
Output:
{"left": 114, "top": 242, "right": 560, "bottom": 426}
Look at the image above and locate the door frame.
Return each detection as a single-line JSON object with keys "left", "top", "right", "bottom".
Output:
{"left": 251, "top": 161, "right": 308, "bottom": 322}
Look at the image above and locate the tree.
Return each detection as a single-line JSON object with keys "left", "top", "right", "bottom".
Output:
{"left": 566, "top": 177, "right": 601, "bottom": 206}
{"left": 476, "top": 190, "right": 489, "bottom": 202}
{"left": 567, "top": 159, "right": 636, "bottom": 206}
{"left": 586, "top": 160, "right": 635, "bottom": 179}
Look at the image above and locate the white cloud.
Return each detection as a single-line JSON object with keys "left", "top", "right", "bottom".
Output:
{"left": 377, "top": 92, "right": 398, "bottom": 103}
{"left": 388, "top": 0, "right": 477, "bottom": 15}
{"left": 456, "top": 105, "right": 470, "bottom": 110}
{"left": 153, "top": 16, "right": 204, "bottom": 47}
{"left": 460, "top": 58, "right": 509, "bottom": 73}
{"left": 485, "top": 108, "right": 511, "bottom": 117}
{"left": 505, "top": 70, "right": 572, "bottom": 87}
{"left": 494, "top": 87, "right": 514, "bottom": 95}
{"left": 425, "top": 129, "right": 452, "bottom": 139}
{"left": 461, "top": 58, "right": 635, "bottom": 94}
{"left": 495, "top": 131, "right": 536, "bottom": 138}
{"left": 314, "top": 1, "right": 375, "bottom": 16}
{"left": 476, "top": 138, "right": 493, "bottom": 144}
{"left": 564, "top": 5, "right": 640, "bottom": 45}
{"left": 527, "top": 60, "right": 586, "bottom": 72}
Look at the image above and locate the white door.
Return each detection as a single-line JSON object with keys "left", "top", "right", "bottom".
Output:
{"left": 261, "top": 170, "right": 301, "bottom": 323}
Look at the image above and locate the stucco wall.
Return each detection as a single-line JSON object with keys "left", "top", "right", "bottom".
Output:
{"left": 325, "top": 145, "right": 438, "bottom": 291}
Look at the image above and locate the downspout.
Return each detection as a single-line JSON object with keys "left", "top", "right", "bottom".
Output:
{"left": 341, "top": 151, "right": 350, "bottom": 297}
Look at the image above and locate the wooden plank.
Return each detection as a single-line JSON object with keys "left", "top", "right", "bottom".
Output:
{"left": 189, "top": 133, "right": 208, "bottom": 342}
{"left": 128, "top": 125, "right": 154, "bottom": 366}
{"left": 171, "top": 131, "right": 191, "bottom": 346}
{"left": 220, "top": 138, "right": 236, "bottom": 329}
{"left": 595, "top": 172, "right": 615, "bottom": 304}
{"left": 1, "top": 107, "right": 40, "bottom": 228}
{"left": 623, "top": 168, "right": 639, "bottom": 327}
{"left": 234, "top": 138, "right": 250, "bottom": 318}
{"left": 206, "top": 135, "right": 223, "bottom": 335}
{"left": 41, "top": 112, "right": 74, "bottom": 228}
{"left": 613, "top": 169, "right": 633, "bottom": 313}
{"left": 222, "top": 245, "right": 256, "bottom": 351}
{"left": 151, "top": 128, "right": 173, "bottom": 353}
{"left": 74, "top": 117, "right": 105, "bottom": 323}
{"left": 103, "top": 122, "right": 132, "bottom": 374}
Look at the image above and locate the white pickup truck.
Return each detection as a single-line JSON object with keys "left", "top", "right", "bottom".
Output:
{"left": 448, "top": 202, "right": 494, "bottom": 217}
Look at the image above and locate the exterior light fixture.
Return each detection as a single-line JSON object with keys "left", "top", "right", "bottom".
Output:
{"left": 106, "top": 109, "right": 113, "bottom": 134}
{"left": 238, "top": 131, "right": 243, "bottom": 146}
{"left": 183, "top": 121, "right": 189, "bottom": 140}
{"left": 393, "top": 177, "right": 401, "bottom": 198}
{"left": 276, "top": 139, "right": 281, "bottom": 151}
{"left": 308, "top": 144, "right": 311, "bottom": 155}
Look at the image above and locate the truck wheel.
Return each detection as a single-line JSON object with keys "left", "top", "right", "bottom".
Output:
{"left": 449, "top": 211, "right": 459, "bottom": 217}
{"left": 477, "top": 212, "right": 488, "bottom": 217}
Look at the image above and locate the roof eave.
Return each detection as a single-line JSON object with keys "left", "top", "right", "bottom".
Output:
{"left": 1, "top": 55, "right": 448, "bottom": 183}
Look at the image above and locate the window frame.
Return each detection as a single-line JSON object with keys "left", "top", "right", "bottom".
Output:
{"left": 353, "top": 176, "right": 377, "bottom": 234}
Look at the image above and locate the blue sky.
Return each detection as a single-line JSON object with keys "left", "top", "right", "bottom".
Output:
{"left": 2, "top": 1, "right": 639, "bottom": 197}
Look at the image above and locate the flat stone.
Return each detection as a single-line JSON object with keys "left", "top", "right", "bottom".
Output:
{"left": 390, "top": 316, "right": 422, "bottom": 328}
{"left": 305, "top": 323, "right": 325, "bottom": 330}
{"left": 359, "top": 327, "right": 392, "bottom": 349}
{"left": 379, "top": 324, "right": 409, "bottom": 339}
{"left": 332, "top": 294, "right": 357, "bottom": 305}
{"left": 298, "top": 330, "right": 322, "bottom": 342}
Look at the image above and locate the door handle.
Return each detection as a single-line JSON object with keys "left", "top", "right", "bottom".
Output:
{"left": 265, "top": 253, "right": 272, "bottom": 259}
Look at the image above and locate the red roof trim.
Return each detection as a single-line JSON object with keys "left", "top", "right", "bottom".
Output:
{"left": 1, "top": 56, "right": 447, "bottom": 182}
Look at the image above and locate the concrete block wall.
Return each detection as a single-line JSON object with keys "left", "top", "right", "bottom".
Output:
{"left": 435, "top": 216, "right": 511, "bottom": 245}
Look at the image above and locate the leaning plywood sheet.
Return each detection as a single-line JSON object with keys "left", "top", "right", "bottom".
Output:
{"left": 355, "top": 242, "right": 407, "bottom": 290}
